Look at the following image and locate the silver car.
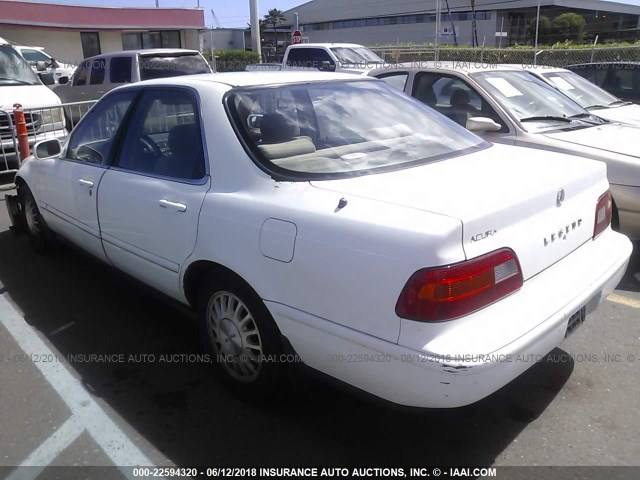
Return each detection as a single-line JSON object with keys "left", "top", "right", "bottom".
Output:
{"left": 368, "top": 63, "right": 640, "bottom": 239}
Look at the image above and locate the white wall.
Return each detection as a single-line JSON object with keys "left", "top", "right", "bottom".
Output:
{"left": 99, "top": 31, "right": 123, "bottom": 55}
{"left": 0, "top": 28, "right": 84, "bottom": 66}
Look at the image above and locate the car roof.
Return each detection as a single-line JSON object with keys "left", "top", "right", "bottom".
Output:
{"left": 128, "top": 71, "right": 376, "bottom": 89}
{"left": 81, "top": 48, "right": 200, "bottom": 61}
{"left": 368, "top": 61, "right": 524, "bottom": 76}
{"left": 289, "top": 43, "right": 364, "bottom": 49}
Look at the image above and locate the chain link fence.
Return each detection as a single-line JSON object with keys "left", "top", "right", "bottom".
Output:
{"left": 370, "top": 45, "right": 640, "bottom": 67}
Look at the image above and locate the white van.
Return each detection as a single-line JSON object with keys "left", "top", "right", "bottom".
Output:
{"left": 0, "top": 39, "right": 66, "bottom": 172}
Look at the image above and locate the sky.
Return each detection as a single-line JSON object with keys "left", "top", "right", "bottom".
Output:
{"left": 22, "top": 0, "right": 306, "bottom": 28}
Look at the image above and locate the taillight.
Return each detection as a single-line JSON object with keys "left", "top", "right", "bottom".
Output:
{"left": 395, "top": 248, "right": 523, "bottom": 322}
{"left": 593, "top": 190, "right": 612, "bottom": 239}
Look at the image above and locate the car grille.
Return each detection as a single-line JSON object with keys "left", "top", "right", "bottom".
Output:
{"left": 0, "top": 111, "right": 42, "bottom": 140}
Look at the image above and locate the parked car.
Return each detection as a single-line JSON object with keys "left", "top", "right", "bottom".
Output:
{"left": 567, "top": 62, "right": 640, "bottom": 103}
{"left": 7, "top": 72, "right": 631, "bottom": 408}
{"left": 12, "top": 44, "right": 75, "bottom": 85}
{"left": 0, "top": 40, "right": 66, "bottom": 172}
{"left": 246, "top": 43, "right": 385, "bottom": 72}
{"left": 525, "top": 66, "right": 640, "bottom": 127}
{"left": 54, "top": 49, "right": 212, "bottom": 128}
{"left": 368, "top": 63, "right": 640, "bottom": 239}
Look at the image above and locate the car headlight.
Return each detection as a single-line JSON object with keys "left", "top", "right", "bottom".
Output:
{"left": 40, "top": 107, "right": 64, "bottom": 125}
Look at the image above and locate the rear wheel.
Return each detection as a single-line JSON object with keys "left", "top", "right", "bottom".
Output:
{"left": 197, "top": 274, "right": 284, "bottom": 398}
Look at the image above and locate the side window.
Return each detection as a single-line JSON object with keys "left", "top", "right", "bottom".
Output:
{"left": 89, "top": 58, "right": 106, "bottom": 85}
{"left": 110, "top": 56, "right": 132, "bottom": 84}
{"left": 286, "top": 48, "right": 334, "bottom": 69}
{"left": 66, "top": 92, "right": 136, "bottom": 164}
{"left": 377, "top": 72, "right": 409, "bottom": 92}
{"left": 412, "top": 72, "right": 507, "bottom": 131}
{"left": 115, "top": 90, "right": 205, "bottom": 180}
{"left": 73, "top": 61, "right": 90, "bottom": 86}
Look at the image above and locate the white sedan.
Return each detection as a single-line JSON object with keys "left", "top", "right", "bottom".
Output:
{"left": 7, "top": 72, "right": 632, "bottom": 408}
{"left": 524, "top": 66, "right": 640, "bottom": 127}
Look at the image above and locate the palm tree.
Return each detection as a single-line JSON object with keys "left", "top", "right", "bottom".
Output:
{"left": 470, "top": 0, "right": 479, "bottom": 47}
{"left": 264, "top": 8, "right": 287, "bottom": 50}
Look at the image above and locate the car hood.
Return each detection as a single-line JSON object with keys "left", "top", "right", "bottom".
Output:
{"left": 590, "top": 104, "right": 640, "bottom": 127}
{"left": 0, "top": 84, "right": 62, "bottom": 109}
{"left": 542, "top": 122, "right": 640, "bottom": 159}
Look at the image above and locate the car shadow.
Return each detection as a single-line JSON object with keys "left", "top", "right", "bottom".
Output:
{"left": 0, "top": 230, "right": 576, "bottom": 467}
{"left": 615, "top": 241, "right": 640, "bottom": 293}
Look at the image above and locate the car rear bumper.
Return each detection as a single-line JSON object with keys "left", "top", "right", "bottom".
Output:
{"left": 267, "top": 229, "right": 632, "bottom": 408}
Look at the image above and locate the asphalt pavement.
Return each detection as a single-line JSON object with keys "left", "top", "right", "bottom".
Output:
{"left": 0, "top": 192, "right": 639, "bottom": 478}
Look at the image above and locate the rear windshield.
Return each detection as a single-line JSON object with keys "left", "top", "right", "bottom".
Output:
{"left": 139, "top": 54, "right": 211, "bottom": 81}
{"left": 227, "top": 79, "right": 488, "bottom": 180}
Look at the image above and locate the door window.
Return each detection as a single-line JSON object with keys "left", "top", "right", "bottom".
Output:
{"left": 110, "top": 57, "right": 132, "bottom": 83}
{"left": 286, "top": 48, "right": 334, "bottom": 69}
{"left": 115, "top": 89, "right": 205, "bottom": 180}
{"left": 66, "top": 92, "right": 137, "bottom": 164}
{"left": 376, "top": 72, "right": 409, "bottom": 91}
{"left": 89, "top": 58, "right": 106, "bottom": 85}
{"left": 73, "top": 61, "right": 90, "bottom": 86}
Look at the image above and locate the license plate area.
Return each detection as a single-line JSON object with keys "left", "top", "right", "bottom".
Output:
{"left": 565, "top": 306, "right": 586, "bottom": 338}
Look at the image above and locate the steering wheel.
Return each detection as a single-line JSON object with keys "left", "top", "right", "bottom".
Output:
{"left": 139, "top": 134, "right": 162, "bottom": 158}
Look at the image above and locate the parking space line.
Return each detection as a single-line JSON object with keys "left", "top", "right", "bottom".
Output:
{"left": 607, "top": 293, "right": 640, "bottom": 309}
{"left": 0, "top": 295, "right": 163, "bottom": 479}
{"left": 5, "top": 416, "right": 84, "bottom": 480}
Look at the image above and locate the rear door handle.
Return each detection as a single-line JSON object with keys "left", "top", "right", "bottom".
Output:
{"left": 78, "top": 179, "right": 94, "bottom": 188}
{"left": 159, "top": 199, "right": 187, "bottom": 212}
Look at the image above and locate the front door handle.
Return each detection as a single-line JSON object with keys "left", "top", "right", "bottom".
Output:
{"left": 159, "top": 199, "right": 187, "bottom": 212}
{"left": 78, "top": 179, "right": 94, "bottom": 188}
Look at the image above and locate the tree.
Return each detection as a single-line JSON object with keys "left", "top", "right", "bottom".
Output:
{"left": 264, "top": 8, "right": 287, "bottom": 49}
{"left": 527, "top": 16, "right": 552, "bottom": 44}
{"left": 552, "top": 13, "right": 586, "bottom": 43}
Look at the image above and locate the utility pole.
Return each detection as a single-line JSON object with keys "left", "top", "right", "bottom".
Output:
{"left": 434, "top": 0, "right": 440, "bottom": 48}
{"left": 444, "top": 0, "right": 457, "bottom": 46}
{"left": 250, "top": 0, "right": 262, "bottom": 60}
{"left": 534, "top": 0, "right": 542, "bottom": 49}
{"left": 155, "top": 0, "right": 159, "bottom": 7}
{"left": 294, "top": 12, "right": 299, "bottom": 31}
{"left": 210, "top": 9, "right": 216, "bottom": 71}
{"left": 471, "top": 0, "right": 478, "bottom": 47}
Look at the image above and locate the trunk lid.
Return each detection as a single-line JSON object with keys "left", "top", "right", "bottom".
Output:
{"left": 310, "top": 143, "right": 608, "bottom": 281}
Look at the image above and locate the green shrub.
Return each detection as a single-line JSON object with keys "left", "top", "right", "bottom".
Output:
{"left": 212, "top": 50, "right": 260, "bottom": 72}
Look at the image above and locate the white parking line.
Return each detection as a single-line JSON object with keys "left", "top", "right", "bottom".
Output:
{"left": 5, "top": 416, "right": 84, "bottom": 480}
{"left": 607, "top": 293, "right": 640, "bottom": 309}
{"left": 0, "top": 295, "right": 163, "bottom": 479}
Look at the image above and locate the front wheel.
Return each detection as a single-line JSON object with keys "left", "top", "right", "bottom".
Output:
{"left": 198, "top": 274, "right": 285, "bottom": 398}
{"left": 20, "top": 186, "right": 53, "bottom": 253}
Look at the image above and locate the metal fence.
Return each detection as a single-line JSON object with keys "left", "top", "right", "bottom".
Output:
{"left": 370, "top": 45, "right": 640, "bottom": 67}
{"left": 0, "top": 100, "right": 96, "bottom": 186}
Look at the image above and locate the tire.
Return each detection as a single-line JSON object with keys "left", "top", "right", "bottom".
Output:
{"left": 197, "top": 273, "right": 285, "bottom": 398}
{"left": 20, "top": 186, "right": 53, "bottom": 253}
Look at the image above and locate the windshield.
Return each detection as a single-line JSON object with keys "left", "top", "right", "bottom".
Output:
{"left": 139, "top": 54, "right": 211, "bottom": 80}
{"left": 539, "top": 70, "right": 621, "bottom": 109}
{"left": 227, "top": 80, "right": 488, "bottom": 179}
{"left": 331, "top": 47, "right": 384, "bottom": 65}
{"left": 472, "top": 70, "right": 600, "bottom": 132}
{"left": 0, "top": 45, "right": 40, "bottom": 85}
{"left": 20, "top": 49, "right": 51, "bottom": 64}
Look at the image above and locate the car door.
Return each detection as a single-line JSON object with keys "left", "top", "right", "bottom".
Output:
{"left": 97, "top": 87, "right": 210, "bottom": 299}
{"left": 39, "top": 90, "right": 137, "bottom": 261}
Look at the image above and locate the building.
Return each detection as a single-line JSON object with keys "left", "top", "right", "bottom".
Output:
{"left": 0, "top": 0, "right": 204, "bottom": 65}
{"left": 283, "top": 0, "right": 640, "bottom": 47}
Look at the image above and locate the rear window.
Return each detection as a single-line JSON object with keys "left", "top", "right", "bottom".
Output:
{"left": 139, "top": 54, "right": 210, "bottom": 80}
{"left": 227, "top": 80, "right": 488, "bottom": 180}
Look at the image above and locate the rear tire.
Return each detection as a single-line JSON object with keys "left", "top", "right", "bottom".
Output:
{"left": 197, "top": 273, "right": 285, "bottom": 399}
{"left": 20, "top": 186, "right": 53, "bottom": 253}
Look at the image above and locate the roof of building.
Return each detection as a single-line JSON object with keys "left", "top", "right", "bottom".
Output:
{"left": 284, "top": 0, "right": 640, "bottom": 23}
{"left": 0, "top": 0, "right": 205, "bottom": 30}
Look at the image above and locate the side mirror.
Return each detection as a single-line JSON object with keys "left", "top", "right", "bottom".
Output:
{"left": 39, "top": 72, "right": 55, "bottom": 86}
{"left": 320, "top": 61, "right": 336, "bottom": 72}
{"left": 466, "top": 117, "right": 502, "bottom": 133}
{"left": 34, "top": 139, "right": 62, "bottom": 160}
{"left": 36, "top": 61, "right": 47, "bottom": 72}
{"left": 58, "top": 76, "right": 69, "bottom": 85}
